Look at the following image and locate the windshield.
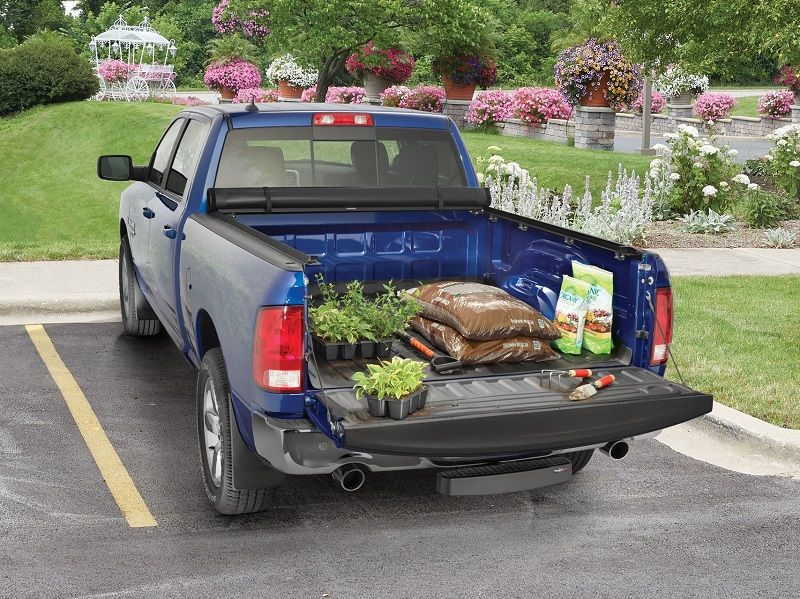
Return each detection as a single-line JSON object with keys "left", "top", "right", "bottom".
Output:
{"left": 215, "top": 126, "right": 467, "bottom": 188}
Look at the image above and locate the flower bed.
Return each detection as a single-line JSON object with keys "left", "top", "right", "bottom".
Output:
{"left": 512, "top": 87, "right": 571, "bottom": 124}
{"left": 398, "top": 86, "right": 445, "bottom": 112}
{"left": 325, "top": 86, "right": 365, "bottom": 104}
{"left": 758, "top": 91, "right": 794, "bottom": 118}
{"left": 232, "top": 87, "right": 279, "bottom": 103}
{"left": 204, "top": 59, "right": 261, "bottom": 92}
{"left": 465, "top": 90, "right": 513, "bottom": 126}
{"left": 345, "top": 43, "right": 414, "bottom": 84}
{"left": 693, "top": 92, "right": 736, "bottom": 123}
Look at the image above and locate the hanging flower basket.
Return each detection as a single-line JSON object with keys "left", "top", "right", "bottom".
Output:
{"left": 345, "top": 43, "right": 415, "bottom": 101}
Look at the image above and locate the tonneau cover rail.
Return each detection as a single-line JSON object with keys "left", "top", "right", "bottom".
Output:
{"left": 206, "top": 186, "right": 491, "bottom": 213}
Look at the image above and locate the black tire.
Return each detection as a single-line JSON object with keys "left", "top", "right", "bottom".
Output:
{"left": 197, "top": 348, "right": 273, "bottom": 515}
{"left": 119, "top": 238, "right": 162, "bottom": 336}
{"left": 565, "top": 449, "right": 594, "bottom": 474}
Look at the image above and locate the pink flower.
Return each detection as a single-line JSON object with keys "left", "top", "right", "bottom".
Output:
{"left": 630, "top": 90, "right": 666, "bottom": 113}
{"left": 300, "top": 85, "right": 317, "bottom": 102}
{"left": 325, "top": 86, "right": 366, "bottom": 104}
{"left": 212, "top": 0, "right": 270, "bottom": 38}
{"left": 173, "top": 96, "right": 205, "bottom": 106}
{"left": 97, "top": 59, "right": 131, "bottom": 83}
{"left": 758, "top": 91, "right": 794, "bottom": 118}
{"left": 203, "top": 59, "right": 261, "bottom": 93}
{"left": 693, "top": 92, "right": 736, "bottom": 123}
{"left": 398, "top": 86, "right": 446, "bottom": 112}
{"left": 465, "top": 90, "right": 513, "bottom": 125}
{"left": 512, "top": 87, "right": 572, "bottom": 124}
{"left": 345, "top": 43, "right": 415, "bottom": 84}
{"left": 232, "top": 88, "right": 279, "bottom": 103}
{"left": 380, "top": 85, "right": 411, "bottom": 107}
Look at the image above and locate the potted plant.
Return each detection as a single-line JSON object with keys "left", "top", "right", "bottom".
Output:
{"left": 265, "top": 54, "right": 318, "bottom": 99}
{"left": 345, "top": 43, "right": 415, "bottom": 101}
{"left": 555, "top": 39, "right": 641, "bottom": 110}
{"left": 361, "top": 283, "right": 421, "bottom": 357}
{"left": 654, "top": 65, "right": 709, "bottom": 105}
{"left": 311, "top": 277, "right": 375, "bottom": 359}
{"left": 352, "top": 357, "right": 427, "bottom": 420}
{"left": 775, "top": 66, "right": 800, "bottom": 106}
{"left": 97, "top": 59, "right": 132, "bottom": 84}
{"left": 432, "top": 54, "right": 497, "bottom": 101}
{"left": 203, "top": 58, "right": 261, "bottom": 99}
{"left": 758, "top": 91, "right": 794, "bottom": 119}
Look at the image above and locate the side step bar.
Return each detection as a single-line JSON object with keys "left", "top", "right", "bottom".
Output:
{"left": 436, "top": 456, "right": 572, "bottom": 496}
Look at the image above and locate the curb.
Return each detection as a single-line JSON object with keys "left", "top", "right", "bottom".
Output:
{"left": 696, "top": 401, "right": 800, "bottom": 465}
{"left": 0, "top": 295, "right": 118, "bottom": 318}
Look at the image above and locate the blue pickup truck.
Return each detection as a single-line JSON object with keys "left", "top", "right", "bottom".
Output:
{"left": 98, "top": 103, "right": 712, "bottom": 515}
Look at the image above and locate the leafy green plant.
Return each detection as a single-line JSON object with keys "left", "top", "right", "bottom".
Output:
{"left": 363, "top": 283, "right": 421, "bottom": 339}
{"left": 743, "top": 157, "right": 770, "bottom": 179}
{"left": 207, "top": 33, "right": 258, "bottom": 64}
{"left": 678, "top": 209, "right": 737, "bottom": 234}
{"left": 352, "top": 357, "right": 426, "bottom": 401}
{"left": 309, "top": 303, "right": 374, "bottom": 344}
{"left": 764, "top": 228, "right": 796, "bottom": 248}
{"left": 739, "top": 188, "right": 785, "bottom": 228}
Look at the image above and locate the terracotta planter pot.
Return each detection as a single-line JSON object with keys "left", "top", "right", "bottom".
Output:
{"left": 579, "top": 71, "right": 610, "bottom": 107}
{"left": 219, "top": 86, "right": 236, "bottom": 100}
{"left": 363, "top": 72, "right": 392, "bottom": 102}
{"left": 278, "top": 80, "right": 303, "bottom": 100}
{"left": 442, "top": 76, "right": 476, "bottom": 101}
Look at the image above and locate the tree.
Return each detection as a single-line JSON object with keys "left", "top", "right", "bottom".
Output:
{"left": 0, "top": 0, "right": 69, "bottom": 43}
{"left": 226, "top": 0, "right": 489, "bottom": 101}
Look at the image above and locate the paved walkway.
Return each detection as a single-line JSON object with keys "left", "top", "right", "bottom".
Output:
{"left": 0, "top": 249, "right": 798, "bottom": 323}
{"left": 615, "top": 132, "right": 772, "bottom": 163}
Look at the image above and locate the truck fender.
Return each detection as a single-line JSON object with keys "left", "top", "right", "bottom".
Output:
{"left": 229, "top": 397, "right": 286, "bottom": 490}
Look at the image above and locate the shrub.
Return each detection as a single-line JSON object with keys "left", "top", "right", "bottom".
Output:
{"left": 465, "top": 90, "right": 513, "bottom": 126}
{"left": 758, "top": 91, "right": 794, "bottom": 118}
{"left": 743, "top": 157, "right": 770, "bottom": 178}
{"left": 512, "top": 87, "right": 571, "bottom": 124}
{"left": 765, "top": 124, "right": 800, "bottom": 198}
{"left": 232, "top": 88, "right": 279, "bottom": 103}
{"left": 678, "top": 209, "right": 736, "bottom": 234}
{"left": 630, "top": 90, "right": 666, "bottom": 114}
{"left": 324, "top": 86, "right": 365, "bottom": 104}
{"left": 203, "top": 59, "right": 260, "bottom": 92}
{"left": 654, "top": 66, "right": 709, "bottom": 98}
{"left": 265, "top": 53, "right": 317, "bottom": 87}
{"left": 345, "top": 43, "right": 414, "bottom": 84}
{"left": 398, "top": 86, "right": 445, "bottom": 112}
{"left": 693, "top": 92, "right": 736, "bottom": 123}
{"left": 379, "top": 85, "right": 410, "bottom": 107}
{"left": 764, "top": 228, "right": 796, "bottom": 248}
{"left": 0, "top": 32, "right": 98, "bottom": 116}
{"left": 739, "top": 188, "right": 785, "bottom": 228}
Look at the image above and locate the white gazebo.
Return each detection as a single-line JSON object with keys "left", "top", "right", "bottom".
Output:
{"left": 89, "top": 15, "right": 177, "bottom": 101}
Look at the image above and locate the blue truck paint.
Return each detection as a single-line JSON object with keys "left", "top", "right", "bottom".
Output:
{"left": 109, "top": 103, "right": 709, "bottom": 497}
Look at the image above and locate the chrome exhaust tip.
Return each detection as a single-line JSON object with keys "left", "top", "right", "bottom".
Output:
{"left": 600, "top": 441, "right": 629, "bottom": 460}
{"left": 332, "top": 464, "right": 366, "bottom": 492}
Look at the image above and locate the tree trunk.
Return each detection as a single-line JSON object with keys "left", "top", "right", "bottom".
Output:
{"left": 315, "top": 51, "right": 350, "bottom": 103}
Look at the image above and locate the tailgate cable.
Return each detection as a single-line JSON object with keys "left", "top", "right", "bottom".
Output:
{"left": 646, "top": 291, "right": 686, "bottom": 386}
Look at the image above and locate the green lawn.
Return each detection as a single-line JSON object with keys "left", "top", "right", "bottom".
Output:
{"left": 670, "top": 276, "right": 800, "bottom": 429}
{"left": 0, "top": 101, "right": 181, "bottom": 261}
{"left": 462, "top": 130, "right": 652, "bottom": 198}
{"left": 729, "top": 95, "right": 760, "bottom": 118}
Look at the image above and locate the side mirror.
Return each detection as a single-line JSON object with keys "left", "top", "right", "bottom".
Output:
{"left": 98, "top": 155, "right": 135, "bottom": 181}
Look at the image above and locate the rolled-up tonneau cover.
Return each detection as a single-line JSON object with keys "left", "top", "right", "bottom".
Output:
{"left": 206, "top": 186, "right": 491, "bottom": 213}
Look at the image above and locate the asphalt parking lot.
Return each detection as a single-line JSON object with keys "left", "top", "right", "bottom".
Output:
{"left": 2, "top": 322, "right": 800, "bottom": 599}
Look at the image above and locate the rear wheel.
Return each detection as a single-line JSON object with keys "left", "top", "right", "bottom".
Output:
{"left": 197, "top": 348, "right": 274, "bottom": 515}
{"left": 119, "top": 239, "right": 162, "bottom": 336}
{"left": 565, "top": 449, "right": 594, "bottom": 474}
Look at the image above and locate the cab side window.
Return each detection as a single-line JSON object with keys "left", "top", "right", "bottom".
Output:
{"left": 148, "top": 119, "right": 184, "bottom": 187}
{"left": 165, "top": 120, "right": 208, "bottom": 197}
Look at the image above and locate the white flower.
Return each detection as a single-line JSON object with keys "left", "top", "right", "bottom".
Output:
{"left": 652, "top": 143, "right": 669, "bottom": 153}
{"left": 476, "top": 172, "right": 485, "bottom": 185}
{"left": 791, "top": 160, "right": 800, "bottom": 167}
{"left": 663, "top": 132, "right": 678, "bottom": 140}
{"left": 719, "top": 181, "right": 729, "bottom": 188}
{"left": 488, "top": 155, "right": 504, "bottom": 164}
{"left": 763, "top": 154, "right": 774, "bottom": 162}
{"left": 707, "top": 120, "right": 715, "bottom": 126}
{"left": 702, "top": 185, "right": 718, "bottom": 196}
{"left": 693, "top": 161, "right": 703, "bottom": 169}
{"left": 732, "top": 174, "right": 750, "bottom": 185}
{"left": 777, "top": 139, "right": 789, "bottom": 146}
{"left": 650, "top": 158, "right": 663, "bottom": 169}
{"left": 677, "top": 124, "right": 700, "bottom": 138}
{"left": 699, "top": 144, "right": 719, "bottom": 156}
{"left": 669, "top": 172, "right": 681, "bottom": 181}
{"left": 728, "top": 149, "right": 738, "bottom": 157}
{"left": 748, "top": 183, "right": 759, "bottom": 190}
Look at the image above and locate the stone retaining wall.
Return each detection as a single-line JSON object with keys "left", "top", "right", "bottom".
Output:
{"left": 616, "top": 111, "right": 793, "bottom": 137}
{"left": 793, "top": 105, "right": 800, "bottom": 124}
{"left": 499, "top": 118, "right": 574, "bottom": 143}
{"left": 442, "top": 99, "right": 471, "bottom": 128}
{"left": 573, "top": 106, "right": 615, "bottom": 151}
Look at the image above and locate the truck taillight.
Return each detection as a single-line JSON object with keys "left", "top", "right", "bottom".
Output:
{"left": 650, "top": 287, "right": 673, "bottom": 366}
{"left": 312, "top": 113, "right": 374, "bottom": 126}
{"left": 253, "top": 306, "right": 305, "bottom": 393}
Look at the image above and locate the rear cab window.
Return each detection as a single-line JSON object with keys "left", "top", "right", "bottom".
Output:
{"left": 214, "top": 126, "right": 467, "bottom": 188}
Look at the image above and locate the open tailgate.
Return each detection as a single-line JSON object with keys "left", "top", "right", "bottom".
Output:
{"left": 315, "top": 366, "right": 711, "bottom": 457}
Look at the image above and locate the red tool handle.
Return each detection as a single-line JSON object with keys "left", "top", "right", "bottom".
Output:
{"left": 408, "top": 336, "right": 435, "bottom": 359}
{"left": 593, "top": 374, "right": 615, "bottom": 389}
{"left": 568, "top": 369, "right": 593, "bottom": 378}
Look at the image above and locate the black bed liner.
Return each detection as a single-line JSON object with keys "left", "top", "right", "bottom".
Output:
{"left": 316, "top": 366, "right": 712, "bottom": 457}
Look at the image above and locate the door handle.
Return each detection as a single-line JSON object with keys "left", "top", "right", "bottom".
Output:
{"left": 142, "top": 207, "right": 155, "bottom": 219}
{"left": 163, "top": 225, "right": 184, "bottom": 240}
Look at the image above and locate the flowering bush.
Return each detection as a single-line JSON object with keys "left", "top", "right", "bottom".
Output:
{"left": 212, "top": 0, "right": 270, "bottom": 38}
{"left": 654, "top": 66, "right": 709, "bottom": 98}
{"left": 693, "top": 93, "right": 736, "bottom": 123}
{"left": 325, "top": 86, "right": 366, "bottom": 104}
{"left": 630, "top": 90, "right": 666, "bottom": 114}
{"left": 345, "top": 43, "right": 414, "bottom": 84}
{"left": 233, "top": 88, "right": 279, "bottom": 103}
{"left": 774, "top": 66, "right": 800, "bottom": 94}
{"left": 97, "top": 59, "right": 131, "bottom": 83}
{"left": 265, "top": 54, "right": 317, "bottom": 87}
{"left": 432, "top": 55, "right": 497, "bottom": 88}
{"left": 398, "top": 85, "right": 445, "bottom": 112}
{"left": 554, "top": 39, "right": 641, "bottom": 111}
{"left": 765, "top": 124, "right": 800, "bottom": 198}
{"left": 465, "top": 91, "right": 513, "bottom": 126}
{"left": 650, "top": 124, "right": 739, "bottom": 212}
{"left": 758, "top": 91, "right": 794, "bottom": 118}
{"left": 173, "top": 96, "right": 205, "bottom": 106}
{"left": 300, "top": 85, "right": 317, "bottom": 102}
{"left": 379, "top": 85, "right": 411, "bottom": 107}
{"left": 204, "top": 59, "right": 261, "bottom": 92}
{"left": 512, "top": 87, "right": 572, "bottom": 124}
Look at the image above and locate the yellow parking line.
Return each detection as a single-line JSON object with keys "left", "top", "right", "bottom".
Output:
{"left": 25, "top": 324, "right": 157, "bottom": 528}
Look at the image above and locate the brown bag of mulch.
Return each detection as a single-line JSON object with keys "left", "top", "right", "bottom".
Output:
{"left": 405, "top": 281, "right": 561, "bottom": 341}
{"left": 411, "top": 316, "right": 560, "bottom": 365}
